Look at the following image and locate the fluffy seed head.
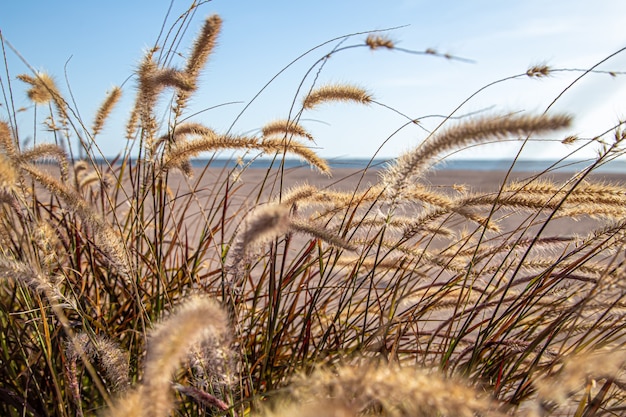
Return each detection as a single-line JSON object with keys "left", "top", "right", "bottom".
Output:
{"left": 162, "top": 131, "right": 330, "bottom": 176}
{"left": 526, "top": 64, "right": 551, "bottom": 78}
{"left": 174, "top": 14, "right": 222, "bottom": 115}
{"left": 18, "top": 143, "right": 69, "bottom": 179}
{"left": 262, "top": 119, "right": 314, "bottom": 141}
{"left": 382, "top": 113, "right": 572, "bottom": 201}
{"left": 17, "top": 72, "right": 58, "bottom": 104}
{"left": 235, "top": 204, "right": 291, "bottom": 251}
{"left": 0, "top": 153, "right": 17, "bottom": 196}
{"left": 185, "top": 15, "right": 222, "bottom": 81}
{"left": 532, "top": 348, "right": 626, "bottom": 416}
{"left": 303, "top": 84, "right": 372, "bottom": 110}
{"left": 0, "top": 121, "right": 17, "bottom": 158}
{"left": 281, "top": 363, "right": 503, "bottom": 417}
{"left": 21, "top": 164, "right": 131, "bottom": 278}
{"left": 0, "top": 255, "right": 66, "bottom": 304}
{"left": 228, "top": 204, "right": 291, "bottom": 272}
{"left": 141, "top": 296, "right": 228, "bottom": 417}
{"left": 65, "top": 333, "right": 130, "bottom": 391}
{"left": 92, "top": 86, "right": 122, "bottom": 136}
{"left": 290, "top": 218, "right": 357, "bottom": 251}
{"left": 366, "top": 34, "right": 395, "bottom": 50}
{"left": 150, "top": 68, "right": 193, "bottom": 91}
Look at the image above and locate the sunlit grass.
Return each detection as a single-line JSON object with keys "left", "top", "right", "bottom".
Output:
{"left": 1, "top": 3, "right": 626, "bottom": 416}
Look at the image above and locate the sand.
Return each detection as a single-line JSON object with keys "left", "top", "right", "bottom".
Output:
{"left": 174, "top": 164, "right": 626, "bottom": 204}
{"left": 158, "top": 164, "right": 626, "bottom": 245}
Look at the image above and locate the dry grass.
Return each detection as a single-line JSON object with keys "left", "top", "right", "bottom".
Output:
{"left": 1, "top": 3, "right": 626, "bottom": 417}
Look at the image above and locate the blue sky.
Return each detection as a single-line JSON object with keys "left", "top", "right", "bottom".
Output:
{"left": 2, "top": 0, "right": 626, "bottom": 161}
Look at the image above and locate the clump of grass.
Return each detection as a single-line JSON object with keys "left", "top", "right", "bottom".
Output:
{"left": 1, "top": 3, "right": 626, "bottom": 417}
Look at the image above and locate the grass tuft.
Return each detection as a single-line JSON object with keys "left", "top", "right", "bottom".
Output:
{"left": 1, "top": 4, "right": 626, "bottom": 417}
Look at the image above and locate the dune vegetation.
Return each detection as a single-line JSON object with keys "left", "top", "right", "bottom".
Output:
{"left": 1, "top": 2, "right": 626, "bottom": 416}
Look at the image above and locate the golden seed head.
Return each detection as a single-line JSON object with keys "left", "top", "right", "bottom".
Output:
{"left": 561, "top": 134, "right": 578, "bottom": 144}
{"left": 149, "top": 68, "right": 194, "bottom": 92}
{"left": 0, "top": 255, "right": 65, "bottom": 304}
{"left": 0, "top": 121, "right": 17, "bottom": 157}
{"left": 382, "top": 113, "right": 572, "bottom": 201}
{"left": 65, "top": 333, "right": 130, "bottom": 392}
{"left": 228, "top": 204, "right": 292, "bottom": 272}
{"left": 302, "top": 83, "right": 372, "bottom": 110}
{"left": 290, "top": 219, "right": 357, "bottom": 251}
{"left": 0, "top": 153, "right": 17, "bottom": 194}
{"left": 93, "top": 86, "right": 122, "bottom": 136}
{"left": 365, "top": 34, "right": 395, "bottom": 50}
{"left": 17, "top": 72, "right": 58, "bottom": 105}
{"left": 142, "top": 296, "right": 228, "bottom": 417}
{"left": 73, "top": 160, "right": 89, "bottom": 176}
{"left": 526, "top": 64, "right": 551, "bottom": 78}
{"left": 186, "top": 15, "right": 222, "bottom": 81}
{"left": 262, "top": 119, "right": 314, "bottom": 141}
{"left": 283, "top": 363, "right": 502, "bottom": 417}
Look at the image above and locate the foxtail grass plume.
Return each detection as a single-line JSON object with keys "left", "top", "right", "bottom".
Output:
{"left": 162, "top": 130, "right": 330, "bottom": 175}
{"left": 185, "top": 15, "right": 222, "bottom": 85}
{"left": 279, "top": 362, "right": 504, "bottom": 417}
{"left": 130, "top": 49, "right": 194, "bottom": 151}
{"left": 382, "top": 113, "right": 572, "bottom": 201}
{"left": 228, "top": 204, "right": 292, "bottom": 271}
{"left": 277, "top": 184, "right": 319, "bottom": 206}
{"left": 188, "top": 330, "right": 237, "bottom": 391}
{"left": 105, "top": 296, "right": 229, "bottom": 417}
{"left": 261, "top": 137, "right": 330, "bottom": 175}
{"left": 0, "top": 120, "right": 17, "bottom": 158}
{"left": 166, "top": 121, "right": 214, "bottom": 139}
{"left": 16, "top": 72, "right": 57, "bottom": 105}
{"left": 262, "top": 119, "right": 315, "bottom": 141}
{"left": 149, "top": 68, "right": 194, "bottom": 91}
{"left": 92, "top": 86, "right": 122, "bottom": 137}
{"left": 17, "top": 72, "right": 70, "bottom": 128}
{"left": 20, "top": 164, "right": 131, "bottom": 278}
{"left": 0, "top": 255, "right": 67, "bottom": 306}
{"left": 531, "top": 348, "right": 626, "bottom": 417}
{"left": 366, "top": 34, "right": 395, "bottom": 50}
{"left": 290, "top": 218, "right": 356, "bottom": 251}
{"left": 526, "top": 64, "right": 551, "bottom": 78}
{"left": 65, "top": 333, "right": 130, "bottom": 392}
{"left": 175, "top": 14, "right": 222, "bottom": 115}
{"left": 18, "top": 143, "right": 69, "bottom": 179}
{"left": 303, "top": 83, "right": 372, "bottom": 110}
{"left": 0, "top": 153, "right": 17, "bottom": 199}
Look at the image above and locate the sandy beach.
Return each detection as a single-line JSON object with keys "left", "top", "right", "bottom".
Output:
{"left": 156, "top": 164, "right": 626, "bottom": 247}
{"left": 171, "top": 164, "right": 626, "bottom": 205}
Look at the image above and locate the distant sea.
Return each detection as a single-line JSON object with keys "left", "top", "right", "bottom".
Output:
{"left": 187, "top": 158, "right": 626, "bottom": 173}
